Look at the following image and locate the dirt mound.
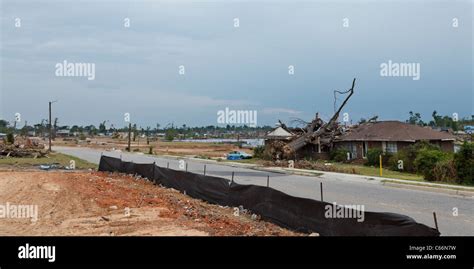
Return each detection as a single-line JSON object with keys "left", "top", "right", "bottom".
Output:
{"left": 0, "top": 171, "right": 301, "bottom": 236}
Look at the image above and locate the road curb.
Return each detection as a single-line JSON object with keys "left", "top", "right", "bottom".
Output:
{"left": 382, "top": 181, "right": 474, "bottom": 197}
{"left": 186, "top": 156, "right": 474, "bottom": 195}
{"left": 57, "top": 147, "right": 474, "bottom": 196}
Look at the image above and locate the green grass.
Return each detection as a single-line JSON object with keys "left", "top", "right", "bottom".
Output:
{"left": 222, "top": 158, "right": 260, "bottom": 164}
{"left": 224, "top": 158, "right": 474, "bottom": 187}
{"left": 223, "top": 158, "right": 423, "bottom": 181}
{"left": 0, "top": 152, "right": 97, "bottom": 170}
{"left": 328, "top": 162, "right": 424, "bottom": 181}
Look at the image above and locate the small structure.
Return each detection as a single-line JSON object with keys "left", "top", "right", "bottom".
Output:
{"left": 264, "top": 126, "right": 295, "bottom": 159}
{"left": 266, "top": 126, "right": 294, "bottom": 139}
{"left": 333, "top": 121, "right": 456, "bottom": 159}
{"left": 56, "top": 129, "right": 72, "bottom": 138}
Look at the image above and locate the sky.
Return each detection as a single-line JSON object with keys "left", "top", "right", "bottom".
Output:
{"left": 0, "top": 0, "right": 472, "bottom": 129}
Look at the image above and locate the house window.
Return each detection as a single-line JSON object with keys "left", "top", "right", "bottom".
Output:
{"left": 362, "top": 142, "right": 368, "bottom": 158}
{"left": 351, "top": 143, "right": 357, "bottom": 159}
{"left": 386, "top": 142, "right": 397, "bottom": 153}
{"left": 341, "top": 143, "right": 356, "bottom": 159}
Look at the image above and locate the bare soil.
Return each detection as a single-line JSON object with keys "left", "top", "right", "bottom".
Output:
{"left": 54, "top": 137, "right": 251, "bottom": 158}
{"left": 0, "top": 171, "right": 300, "bottom": 236}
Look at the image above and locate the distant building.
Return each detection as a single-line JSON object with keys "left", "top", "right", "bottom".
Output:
{"left": 56, "top": 129, "right": 72, "bottom": 137}
{"left": 464, "top": 125, "right": 474, "bottom": 134}
{"left": 265, "top": 126, "right": 294, "bottom": 140}
{"left": 333, "top": 121, "right": 456, "bottom": 159}
{"left": 264, "top": 126, "right": 296, "bottom": 159}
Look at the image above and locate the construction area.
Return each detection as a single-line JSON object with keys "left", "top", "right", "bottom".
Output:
{"left": 0, "top": 78, "right": 468, "bottom": 236}
{"left": 0, "top": 129, "right": 297, "bottom": 236}
{"left": 0, "top": 132, "right": 299, "bottom": 236}
{"left": 0, "top": 170, "right": 300, "bottom": 236}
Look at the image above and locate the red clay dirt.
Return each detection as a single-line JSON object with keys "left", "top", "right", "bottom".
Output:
{"left": 0, "top": 171, "right": 301, "bottom": 236}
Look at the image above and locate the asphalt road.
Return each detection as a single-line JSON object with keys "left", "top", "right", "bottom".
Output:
{"left": 54, "top": 146, "right": 474, "bottom": 236}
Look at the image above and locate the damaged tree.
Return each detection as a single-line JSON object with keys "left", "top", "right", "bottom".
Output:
{"left": 273, "top": 78, "right": 356, "bottom": 160}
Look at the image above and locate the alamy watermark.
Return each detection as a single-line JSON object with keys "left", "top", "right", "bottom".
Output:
{"left": 217, "top": 107, "right": 257, "bottom": 127}
{"left": 324, "top": 202, "right": 365, "bottom": 222}
{"left": 380, "top": 60, "right": 420, "bottom": 81}
{"left": 0, "top": 202, "right": 38, "bottom": 223}
{"left": 55, "top": 60, "right": 95, "bottom": 80}
{"left": 18, "top": 243, "right": 55, "bottom": 262}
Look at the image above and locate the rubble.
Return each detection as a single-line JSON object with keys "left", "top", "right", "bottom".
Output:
{"left": 262, "top": 159, "right": 358, "bottom": 174}
{"left": 0, "top": 145, "right": 47, "bottom": 158}
{"left": 39, "top": 164, "right": 61, "bottom": 170}
{"left": 0, "top": 137, "right": 47, "bottom": 158}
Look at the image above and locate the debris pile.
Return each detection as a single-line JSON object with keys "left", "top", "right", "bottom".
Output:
{"left": 0, "top": 137, "right": 47, "bottom": 158}
{"left": 263, "top": 159, "right": 358, "bottom": 174}
{"left": 268, "top": 79, "right": 356, "bottom": 159}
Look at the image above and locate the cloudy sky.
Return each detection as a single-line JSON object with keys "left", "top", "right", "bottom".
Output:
{"left": 0, "top": 0, "right": 472, "bottom": 128}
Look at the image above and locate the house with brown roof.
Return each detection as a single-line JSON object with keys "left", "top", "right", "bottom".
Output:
{"left": 333, "top": 121, "right": 456, "bottom": 159}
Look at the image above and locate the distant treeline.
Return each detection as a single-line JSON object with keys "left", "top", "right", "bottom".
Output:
{"left": 2, "top": 110, "right": 473, "bottom": 137}
{"left": 403, "top": 111, "right": 473, "bottom": 131}
{"left": 0, "top": 119, "right": 273, "bottom": 139}
{"left": 357, "top": 111, "right": 474, "bottom": 131}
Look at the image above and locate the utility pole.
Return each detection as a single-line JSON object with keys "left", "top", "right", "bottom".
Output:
{"left": 48, "top": 100, "right": 57, "bottom": 152}
{"left": 127, "top": 122, "right": 132, "bottom": 152}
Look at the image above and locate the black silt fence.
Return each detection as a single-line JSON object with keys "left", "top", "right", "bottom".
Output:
{"left": 98, "top": 155, "right": 440, "bottom": 236}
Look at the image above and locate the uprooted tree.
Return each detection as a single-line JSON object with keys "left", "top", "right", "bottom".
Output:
{"left": 271, "top": 78, "right": 356, "bottom": 160}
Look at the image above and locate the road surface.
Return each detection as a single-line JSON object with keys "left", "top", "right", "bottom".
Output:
{"left": 55, "top": 146, "right": 474, "bottom": 236}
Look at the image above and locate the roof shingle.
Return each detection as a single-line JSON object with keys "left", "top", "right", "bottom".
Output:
{"left": 336, "top": 121, "right": 455, "bottom": 142}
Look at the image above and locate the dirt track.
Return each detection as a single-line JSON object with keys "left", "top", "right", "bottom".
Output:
{"left": 54, "top": 137, "right": 252, "bottom": 158}
{"left": 0, "top": 171, "right": 300, "bottom": 236}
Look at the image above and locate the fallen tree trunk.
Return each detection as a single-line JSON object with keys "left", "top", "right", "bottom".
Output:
{"left": 282, "top": 78, "right": 356, "bottom": 158}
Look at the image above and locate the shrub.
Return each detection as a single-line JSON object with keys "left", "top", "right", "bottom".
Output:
{"left": 6, "top": 133, "right": 14, "bottom": 144}
{"left": 387, "top": 141, "right": 441, "bottom": 173}
{"left": 454, "top": 142, "right": 474, "bottom": 185}
{"left": 388, "top": 152, "right": 408, "bottom": 171}
{"left": 432, "top": 159, "right": 457, "bottom": 183}
{"left": 365, "top": 148, "right": 384, "bottom": 166}
{"left": 330, "top": 148, "right": 349, "bottom": 162}
{"left": 399, "top": 149, "right": 416, "bottom": 172}
{"left": 253, "top": 145, "right": 265, "bottom": 159}
{"left": 165, "top": 129, "right": 176, "bottom": 141}
{"left": 412, "top": 140, "right": 440, "bottom": 151}
{"left": 414, "top": 148, "right": 447, "bottom": 181}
